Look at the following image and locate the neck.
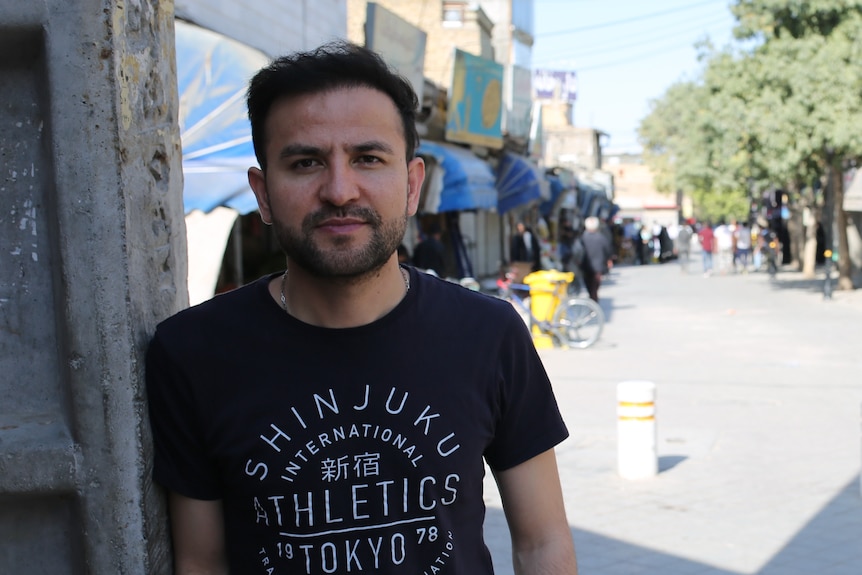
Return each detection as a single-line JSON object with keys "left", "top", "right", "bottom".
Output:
{"left": 269, "top": 259, "right": 409, "bottom": 328}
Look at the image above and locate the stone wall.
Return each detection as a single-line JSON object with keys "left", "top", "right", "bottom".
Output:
{"left": 0, "top": 1, "right": 185, "bottom": 572}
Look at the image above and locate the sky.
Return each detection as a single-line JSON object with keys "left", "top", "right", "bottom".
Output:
{"left": 532, "top": 0, "right": 739, "bottom": 153}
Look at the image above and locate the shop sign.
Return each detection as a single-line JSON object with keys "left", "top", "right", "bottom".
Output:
{"left": 446, "top": 49, "right": 504, "bottom": 149}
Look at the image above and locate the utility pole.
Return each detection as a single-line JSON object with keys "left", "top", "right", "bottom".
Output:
{"left": 823, "top": 157, "right": 835, "bottom": 300}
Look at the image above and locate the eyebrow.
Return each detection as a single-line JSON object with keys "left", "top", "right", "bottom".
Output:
{"left": 352, "top": 140, "right": 396, "bottom": 156}
{"left": 277, "top": 140, "right": 398, "bottom": 160}
{"left": 278, "top": 144, "right": 325, "bottom": 159}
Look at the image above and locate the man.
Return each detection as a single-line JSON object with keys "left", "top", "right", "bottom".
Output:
{"left": 510, "top": 221, "right": 542, "bottom": 273}
{"left": 411, "top": 223, "right": 446, "bottom": 276}
{"left": 698, "top": 221, "right": 716, "bottom": 276}
{"left": 675, "top": 222, "right": 692, "bottom": 274}
{"left": 146, "top": 42, "right": 577, "bottom": 575}
{"left": 713, "top": 220, "right": 734, "bottom": 274}
{"left": 733, "top": 221, "right": 752, "bottom": 273}
{"left": 557, "top": 218, "right": 577, "bottom": 273}
{"left": 579, "top": 217, "right": 612, "bottom": 303}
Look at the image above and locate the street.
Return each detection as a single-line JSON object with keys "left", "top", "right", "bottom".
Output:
{"left": 483, "top": 260, "right": 862, "bottom": 574}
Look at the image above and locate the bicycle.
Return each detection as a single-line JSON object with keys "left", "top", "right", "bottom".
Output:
{"left": 496, "top": 271, "right": 605, "bottom": 349}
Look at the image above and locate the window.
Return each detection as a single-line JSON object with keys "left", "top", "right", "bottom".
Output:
{"left": 442, "top": 1, "right": 466, "bottom": 27}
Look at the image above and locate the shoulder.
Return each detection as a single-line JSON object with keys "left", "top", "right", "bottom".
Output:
{"left": 410, "top": 268, "right": 517, "bottom": 323}
{"left": 153, "top": 274, "right": 274, "bottom": 347}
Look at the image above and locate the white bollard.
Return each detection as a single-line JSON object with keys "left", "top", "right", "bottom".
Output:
{"left": 617, "top": 380, "right": 658, "bottom": 480}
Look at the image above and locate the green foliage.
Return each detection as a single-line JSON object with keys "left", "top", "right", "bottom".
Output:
{"left": 692, "top": 188, "right": 750, "bottom": 224}
{"left": 639, "top": 0, "right": 862, "bottom": 220}
{"left": 732, "top": 0, "right": 862, "bottom": 40}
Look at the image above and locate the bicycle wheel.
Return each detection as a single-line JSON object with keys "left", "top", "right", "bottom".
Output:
{"left": 551, "top": 298, "right": 604, "bottom": 349}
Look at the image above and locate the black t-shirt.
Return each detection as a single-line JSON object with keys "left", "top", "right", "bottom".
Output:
{"left": 146, "top": 268, "right": 568, "bottom": 574}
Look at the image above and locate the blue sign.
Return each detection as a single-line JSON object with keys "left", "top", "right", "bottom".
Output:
{"left": 446, "top": 49, "right": 504, "bottom": 149}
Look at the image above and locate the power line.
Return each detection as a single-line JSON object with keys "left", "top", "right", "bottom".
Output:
{"left": 574, "top": 38, "right": 711, "bottom": 72}
{"left": 533, "top": 11, "right": 734, "bottom": 66}
{"left": 536, "top": 0, "right": 725, "bottom": 38}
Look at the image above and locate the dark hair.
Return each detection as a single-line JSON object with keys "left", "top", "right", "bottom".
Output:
{"left": 247, "top": 41, "right": 420, "bottom": 171}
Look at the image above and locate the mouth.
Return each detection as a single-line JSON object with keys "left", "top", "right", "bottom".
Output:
{"left": 316, "top": 217, "right": 367, "bottom": 234}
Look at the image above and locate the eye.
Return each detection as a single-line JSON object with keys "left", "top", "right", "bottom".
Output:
{"left": 291, "top": 158, "right": 320, "bottom": 170}
{"left": 357, "top": 155, "right": 383, "bottom": 165}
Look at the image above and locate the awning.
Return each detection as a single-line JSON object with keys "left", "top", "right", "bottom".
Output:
{"left": 176, "top": 20, "right": 268, "bottom": 215}
{"left": 495, "top": 152, "right": 548, "bottom": 214}
{"left": 578, "top": 180, "right": 609, "bottom": 217}
{"left": 540, "top": 174, "right": 575, "bottom": 216}
{"left": 416, "top": 140, "right": 497, "bottom": 213}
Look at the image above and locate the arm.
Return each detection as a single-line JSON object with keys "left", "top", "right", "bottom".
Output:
{"left": 494, "top": 449, "right": 578, "bottom": 574}
{"left": 169, "top": 491, "right": 228, "bottom": 575}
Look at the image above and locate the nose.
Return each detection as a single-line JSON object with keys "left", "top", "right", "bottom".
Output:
{"left": 318, "top": 160, "right": 360, "bottom": 206}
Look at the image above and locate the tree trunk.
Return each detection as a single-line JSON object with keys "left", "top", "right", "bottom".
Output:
{"left": 833, "top": 168, "right": 854, "bottom": 290}
{"left": 801, "top": 204, "right": 820, "bottom": 279}
{"left": 786, "top": 180, "right": 803, "bottom": 270}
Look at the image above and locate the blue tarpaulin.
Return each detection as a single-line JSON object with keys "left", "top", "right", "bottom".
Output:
{"left": 416, "top": 140, "right": 497, "bottom": 212}
{"left": 495, "top": 152, "right": 546, "bottom": 214}
{"left": 540, "top": 175, "right": 565, "bottom": 216}
{"left": 540, "top": 169, "right": 577, "bottom": 217}
{"left": 578, "top": 180, "right": 608, "bottom": 217}
{"left": 176, "top": 20, "right": 268, "bottom": 215}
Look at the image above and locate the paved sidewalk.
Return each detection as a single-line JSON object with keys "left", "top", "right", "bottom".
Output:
{"left": 483, "top": 261, "right": 862, "bottom": 574}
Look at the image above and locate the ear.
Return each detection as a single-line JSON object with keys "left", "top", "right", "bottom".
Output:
{"left": 406, "top": 156, "right": 425, "bottom": 217}
{"left": 248, "top": 167, "right": 273, "bottom": 225}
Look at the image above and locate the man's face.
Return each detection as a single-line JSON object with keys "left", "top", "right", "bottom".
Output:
{"left": 248, "top": 87, "right": 425, "bottom": 279}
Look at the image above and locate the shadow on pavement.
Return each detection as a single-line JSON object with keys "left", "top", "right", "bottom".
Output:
{"left": 658, "top": 455, "right": 688, "bottom": 473}
{"left": 486, "top": 476, "right": 862, "bottom": 574}
{"left": 597, "top": 297, "right": 614, "bottom": 323}
{"left": 767, "top": 274, "right": 826, "bottom": 294}
{"left": 766, "top": 266, "right": 861, "bottom": 294}
{"left": 757, "top": 477, "right": 862, "bottom": 575}
{"left": 486, "top": 504, "right": 737, "bottom": 575}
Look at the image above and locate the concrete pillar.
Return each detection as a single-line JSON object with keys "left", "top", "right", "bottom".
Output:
{"left": 0, "top": 1, "right": 185, "bottom": 573}
{"left": 617, "top": 380, "right": 658, "bottom": 480}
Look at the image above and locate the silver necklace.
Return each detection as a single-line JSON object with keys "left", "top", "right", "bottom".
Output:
{"left": 280, "top": 266, "right": 410, "bottom": 314}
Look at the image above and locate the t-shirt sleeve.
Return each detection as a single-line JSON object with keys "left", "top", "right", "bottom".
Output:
{"left": 483, "top": 311, "right": 569, "bottom": 471}
{"left": 146, "top": 328, "right": 223, "bottom": 500}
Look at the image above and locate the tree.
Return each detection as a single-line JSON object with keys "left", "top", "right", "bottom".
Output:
{"left": 731, "top": 0, "right": 862, "bottom": 289}
{"left": 639, "top": 0, "right": 862, "bottom": 289}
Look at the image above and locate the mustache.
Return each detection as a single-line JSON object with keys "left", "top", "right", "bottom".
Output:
{"left": 305, "top": 206, "right": 382, "bottom": 227}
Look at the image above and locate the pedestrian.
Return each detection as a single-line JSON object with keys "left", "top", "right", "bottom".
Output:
{"left": 714, "top": 220, "right": 734, "bottom": 274}
{"left": 675, "top": 222, "right": 693, "bottom": 273}
{"left": 657, "top": 225, "right": 673, "bottom": 263}
{"left": 734, "top": 221, "right": 752, "bottom": 273}
{"left": 510, "top": 220, "right": 543, "bottom": 273}
{"left": 411, "top": 223, "right": 446, "bottom": 276}
{"left": 698, "top": 221, "right": 716, "bottom": 276}
{"left": 558, "top": 218, "right": 577, "bottom": 272}
{"left": 638, "top": 222, "right": 652, "bottom": 265}
{"left": 752, "top": 221, "right": 763, "bottom": 270}
{"left": 622, "top": 219, "right": 638, "bottom": 264}
{"left": 580, "top": 216, "right": 613, "bottom": 302}
{"left": 145, "top": 41, "right": 577, "bottom": 575}
{"left": 397, "top": 243, "right": 410, "bottom": 265}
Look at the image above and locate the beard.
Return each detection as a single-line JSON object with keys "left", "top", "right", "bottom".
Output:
{"left": 273, "top": 204, "right": 408, "bottom": 280}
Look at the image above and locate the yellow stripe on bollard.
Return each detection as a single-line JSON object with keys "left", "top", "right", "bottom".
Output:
{"left": 618, "top": 401, "right": 655, "bottom": 408}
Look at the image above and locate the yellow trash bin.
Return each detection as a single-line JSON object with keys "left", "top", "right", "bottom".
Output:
{"left": 523, "top": 270, "right": 574, "bottom": 348}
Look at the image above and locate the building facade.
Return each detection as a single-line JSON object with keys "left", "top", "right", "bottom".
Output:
{"left": 348, "top": 0, "right": 542, "bottom": 279}
{"left": 603, "top": 156, "right": 679, "bottom": 228}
